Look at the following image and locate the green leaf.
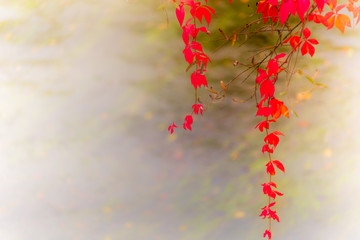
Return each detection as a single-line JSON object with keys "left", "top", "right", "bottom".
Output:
{"left": 315, "top": 82, "right": 327, "bottom": 88}
{"left": 305, "top": 75, "right": 315, "bottom": 84}
{"left": 293, "top": 110, "right": 299, "bottom": 118}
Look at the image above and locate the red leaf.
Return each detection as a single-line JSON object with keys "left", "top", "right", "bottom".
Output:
{"left": 192, "top": 104, "right": 204, "bottom": 115}
{"left": 273, "top": 131, "right": 285, "bottom": 136}
{"left": 168, "top": 122, "right": 178, "bottom": 134}
{"left": 264, "top": 131, "right": 284, "bottom": 148}
{"left": 272, "top": 160, "right": 285, "bottom": 172}
{"left": 262, "top": 144, "right": 274, "bottom": 154}
{"left": 268, "top": 181, "right": 277, "bottom": 188}
{"left": 266, "top": 59, "right": 279, "bottom": 76}
{"left": 191, "top": 71, "right": 208, "bottom": 89}
{"left": 301, "top": 41, "right": 316, "bottom": 57}
{"left": 296, "top": 0, "right": 310, "bottom": 21}
{"left": 307, "top": 42, "right": 315, "bottom": 56}
{"left": 262, "top": 183, "right": 276, "bottom": 199}
{"left": 176, "top": 4, "right": 185, "bottom": 26}
{"left": 303, "top": 27, "right": 311, "bottom": 39}
{"left": 279, "top": 1, "right": 290, "bottom": 24}
{"left": 264, "top": 229, "right": 272, "bottom": 239}
{"left": 255, "top": 69, "right": 269, "bottom": 83}
{"left": 307, "top": 38, "right": 319, "bottom": 44}
{"left": 274, "top": 53, "right": 286, "bottom": 60}
{"left": 274, "top": 191, "right": 284, "bottom": 196}
{"left": 195, "top": 27, "right": 208, "bottom": 36}
{"left": 190, "top": 41, "right": 203, "bottom": 52}
{"left": 255, "top": 121, "right": 269, "bottom": 132}
{"left": 266, "top": 161, "right": 276, "bottom": 175}
{"left": 314, "top": 0, "right": 326, "bottom": 12}
{"left": 308, "top": 13, "right": 326, "bottom": 23}
{"left": 183, "top": 115, "right": 193, "bottom": 131}
{"left": 194, "top": 6, "right": 214, "bottom": 26}
{"left": 183, "top": 45, "right": 194, "bottom": 64}
{"left": 270, "top": 98, "right": 289, "bottom": 119}
{"left": 260, "top": 79, "right": 275, "bottom": 98}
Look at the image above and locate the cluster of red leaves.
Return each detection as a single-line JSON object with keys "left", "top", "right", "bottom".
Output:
{"left": 168, "top": 0, "right": 230, "bottom": 135}
{"left": 255, "top": 0, "right": 360, "bottom": 237}
{"left": 284, "top": 28, "right": 319, "bottom": 56}
{"left": 167, "top": 0, "right": 360, "bottom": 238}
{"left": 255, "top": 53, "right": 288, "bottom": 239}
{"left": 308, "top": 0, "right": 358, "bottom": 33}
{"left": 257, "top": 0, "right": 359, "bottom": 33}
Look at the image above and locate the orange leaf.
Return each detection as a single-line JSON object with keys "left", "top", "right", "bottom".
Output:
{"left": 335, "top": 14, "right": 351, "bottom": 33}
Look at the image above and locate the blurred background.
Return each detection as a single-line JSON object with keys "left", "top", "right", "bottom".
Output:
{"left": 0, "top": 0, "right": 359, "bottom": 239}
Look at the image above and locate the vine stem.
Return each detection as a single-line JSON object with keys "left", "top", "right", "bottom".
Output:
{"left": 265, "top": 96, "right": 273, "bottom": 233}
{"left": 194, "top": 6, "right": 198, "bottom": 105}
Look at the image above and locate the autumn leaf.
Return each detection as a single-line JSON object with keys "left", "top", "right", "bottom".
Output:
{"left": 334, "top": 14, "right": 351, "bottom": 33}
{"left": 168, "top": 122, "right": 178, "bottom": 134}
{"left": 260, "top": 80, "right": 275, "bottom": 98}
{"left": 255, "top": 121, "right": 270, "bottom": 132}
{"left": 176, "top": 4, "right": 185, "bottom": 26}
{"left": 264, "top": 229, "right": 272, "bottom": 239}
{"left": 272, "top": 160, "right": 285, "bottom": 172}
{"left": 192, "top": 104, "right": 204, "bottom": 115}
{"left": 183, "top": 115, "right": 193, "bottom": 130}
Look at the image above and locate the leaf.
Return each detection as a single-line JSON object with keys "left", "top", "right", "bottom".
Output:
{"left": 263, "top": 229, "right": 272, "bottom": 239}
{"left": 274, "top": 191, "right": 284, "bottom": 196}
{"left": 303, "top": 27, "right": 311, "bottom": 38}
{"left": 262, "top": 144, "right": 274, "bottom": 154}
{"left": 273, "top": 131, "right": 285, "bottom": 136}
{"left": 266, "top": 161, "right": 275, "bottom": 175}
{"left": 255, "top": 121, "right": 269, "bottom": 132}
{"left": 260, "top": 79, "right": 275, "bottom": 97}
{"left": 301, "top": 41, "right": 315, "bottom": 57}
{"left": 190, "top": 41, "right": 203, "bottom": 52}
{"left": 176, "top": 5, "right": 185, "bottom": 26}
{"left": 272, "top": 160, "right": 285, "bottom": 172}
{"left": 314, "top": 0, "right": 326, "bottom": 12}
{"left": 275, "top": 53, "right": 286, "bottom": 59}
{"left": 268, "top": 181, "right": 277, "bottom": 187}
{"left": 293, "top": 109, "right": 299, "bottom": 118}
{"left": 268, "top": 202, "right": 276, "bottom": 208}
{"left": 335, "top": 14, "right": 351, "bottom": 33}
{"left": 183, "top": 115, "right": 193, "bottom": 131}
{"left": 191, "top": 71, "right": 208, "bottom": 89}
{"left": 183, "top": 45, "right": 195, "bottom": 64}
{"left": 192, "top": 104, "right": 204, "bottom": 115}
{"left": 264, "top": 133, "right": 280, "bottom": 148}
{"left": 315, "top": 82, "right": 327, "bottom": 88}
{"left": 308, "top": 38, "right": 319, "bottom": 44}
{"left": 305, "top": 75, "right": 315, "bottom": 84}
{"left": 168, "top": 122, "right": 178, "bottom": 134}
